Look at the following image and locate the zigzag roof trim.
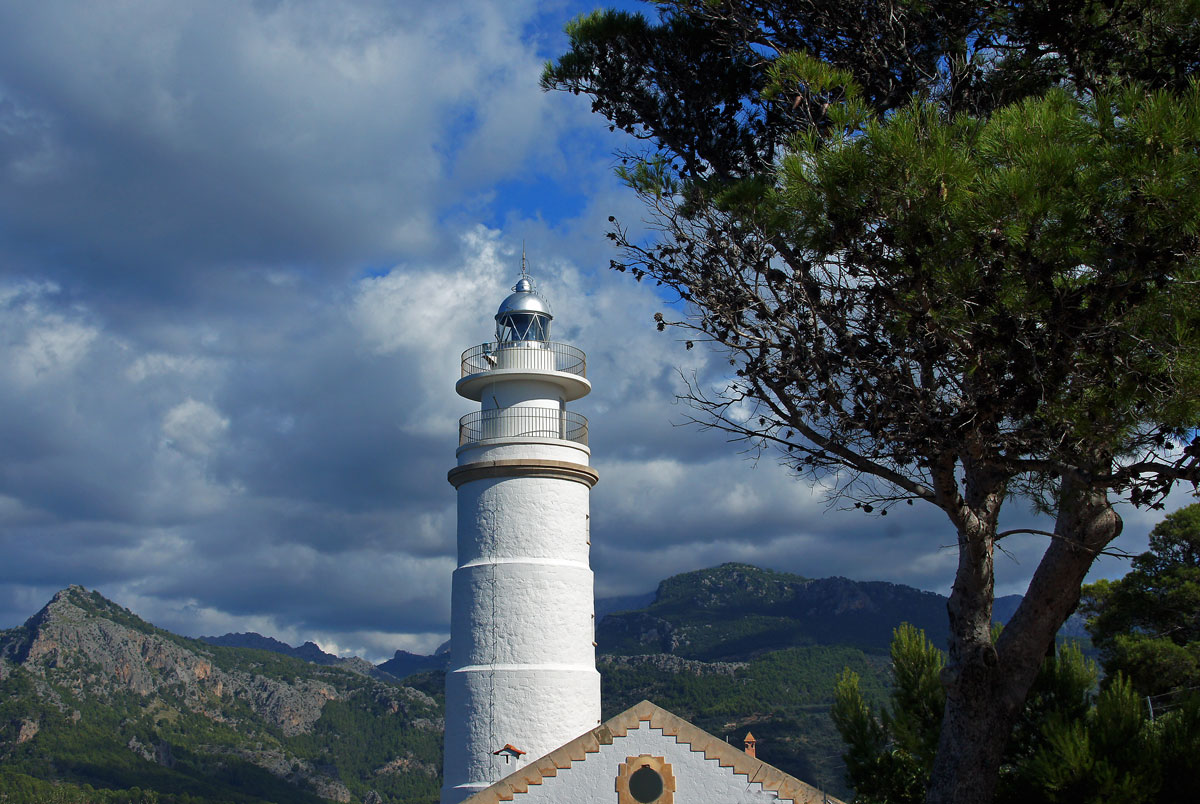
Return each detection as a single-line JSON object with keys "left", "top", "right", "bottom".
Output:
{"left": 460, "top": 699, "right": 843, "bottom": 804}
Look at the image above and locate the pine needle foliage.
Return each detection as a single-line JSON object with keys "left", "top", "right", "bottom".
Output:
{"left": 544, "top": 3, "right": 1200, "bottom": 800}
{"left": 834, "top": 626, "right": 1200, "bottom": 803}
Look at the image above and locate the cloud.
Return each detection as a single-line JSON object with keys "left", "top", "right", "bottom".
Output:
{"left": 162, "top": 399, "right": 229, "bottom": 458}
{"left": 0, "top": 0, "right": 1193, "bottom": 664}
{"left": 0, "top": 0, "right": 576, "bottom": 292}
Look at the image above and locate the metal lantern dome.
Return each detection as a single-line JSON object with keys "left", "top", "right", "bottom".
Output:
{"left": 495, "top": 275, "right": 553, "bottom": 343}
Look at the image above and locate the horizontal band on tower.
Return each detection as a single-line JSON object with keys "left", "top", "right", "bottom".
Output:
{"left": 457, "top": 556, "right": 591, "bottom": 570}
{"left": 447, "top": 458, "right": 599, "bottom": 488}
{"left": 449, "top": 663, "right": 601, "bottom": 673}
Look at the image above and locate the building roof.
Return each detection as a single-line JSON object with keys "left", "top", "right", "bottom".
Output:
{"left": 460, "top": 700, "right": 843, "bottom": 804}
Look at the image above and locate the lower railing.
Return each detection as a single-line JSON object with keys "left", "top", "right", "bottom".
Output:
{"left": 459, "top": 408, "right": 589, "bottom": 447}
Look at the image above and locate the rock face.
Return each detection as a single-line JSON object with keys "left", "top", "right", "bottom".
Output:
{"left": 4, "top": 587, "right": 334, "bottom": 736}
{"left": 0, "top": 586, "right": 444, "bottom": 803}
{"left": 602, "top": 653, "right": 746, "bottom": 676}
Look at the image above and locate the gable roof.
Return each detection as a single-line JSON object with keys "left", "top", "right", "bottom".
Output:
{"left": 461, "top": 699, "right": 843, "bottom": 804}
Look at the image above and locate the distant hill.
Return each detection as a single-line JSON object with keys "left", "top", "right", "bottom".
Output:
{"left": 0, "top": 587, "right": 443, "bottom": 804}
{"left": 200, "top": 632, "right": 401, "bottom": 683}
{"left": 595, "top": 591, "right": 657, "bottom": 620}
{"left": 377, "top": 649, "right": 448, "bottom": 679}
{"left": 598, "top": 563, "right": 951, "bottom": 660}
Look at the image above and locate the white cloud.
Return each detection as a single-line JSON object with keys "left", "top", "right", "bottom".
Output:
{"left": 13, "top": 319, "right": 98, "bottom": 385}
{"left": 162, "top": 399, "right": 229, "bottom": 458}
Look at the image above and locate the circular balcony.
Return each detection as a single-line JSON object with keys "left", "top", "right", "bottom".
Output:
{"left": 459, "top": 408, "right": 589, "bottom": 447}
{"left": 457, "top": 341, "right": 590, "bottom": 403}
{"left": 460, "top": 341, "right": 586, "bottom": 377}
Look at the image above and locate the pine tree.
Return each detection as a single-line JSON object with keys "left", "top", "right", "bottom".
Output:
{"left": 1084, "top": 503, "right": 1200, "bottom": 700}
{"left": 544, "top": 3, "right": 1200, "bottom": 800}
{"left": 833, "top": 626, "right": 1200, "bottom": 802}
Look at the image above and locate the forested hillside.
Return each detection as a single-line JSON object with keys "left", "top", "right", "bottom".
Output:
{"left": 598, "top": 563, "right": 950, "bottom": 658}
{"left": 0, "top": 588, "right": 443, "bottom": 804}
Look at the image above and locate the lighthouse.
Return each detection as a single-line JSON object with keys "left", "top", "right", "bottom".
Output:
{"left": 438, "top": 268, "right": 839, "bottom": 804}
{"left": 441, "top": 267, "right": 601, "bottom": 804}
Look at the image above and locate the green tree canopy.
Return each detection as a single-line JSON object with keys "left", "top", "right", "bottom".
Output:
{"left": 1084, "top": 503, "right": 1200, "bottom": 700}
{"left": 544, "top": 2, "right": 1200, "bottom": 802}
{"left": 835, "top": 626, "right": 1200, "bottom": 803}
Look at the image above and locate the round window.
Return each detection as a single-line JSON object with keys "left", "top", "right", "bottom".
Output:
{"left": 628, "top": 766, "right": 664, "bottom": 803}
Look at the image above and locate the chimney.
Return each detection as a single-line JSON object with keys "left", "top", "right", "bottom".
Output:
{"left": 743, "top": 731, "right": 757, "bottom": 758}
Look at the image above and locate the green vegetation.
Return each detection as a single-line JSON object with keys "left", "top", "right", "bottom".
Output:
{"left": 0, "top": 593, "right": 441, "bottom": 804}
{"left": 0, "top": 768, "right": 224, "bottom": 804}
{"left": 834, "top": 625, "right": 1200, "bottom": 803}
{"left": 545, "top": 3, "right": 1200, "bottom": 800}
{"left": 1083, "top": 502, "right": 1200, "bottom": 702}
{"left": 287, "top": 696, "right": 441, "bottom": 804}
{"left": 0, "top": 665, "right": 332, "bottom": 803}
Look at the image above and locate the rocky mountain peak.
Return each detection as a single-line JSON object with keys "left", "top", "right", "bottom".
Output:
{"left": 3, "top": 586, "right": 152, "bottom": 666}
{"left": 0, "top": 588, "right": 444, "bottom": 802}
{"left": 0, "top": 586, "right": 341, "bottom": 736}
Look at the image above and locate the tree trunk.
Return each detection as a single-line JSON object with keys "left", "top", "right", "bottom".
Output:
{"left": 925, "top": 510, "right": 1010, "bottom": 803}
{"left": 924, "top": 473, "right": 1122, "bottom": 804}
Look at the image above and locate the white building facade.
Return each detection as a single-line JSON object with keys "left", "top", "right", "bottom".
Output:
{"left": 442, "top": 273, "right": 601, "bottom": 804}
{"left": 458, "top": 701, "right": 838, "bottom": 804}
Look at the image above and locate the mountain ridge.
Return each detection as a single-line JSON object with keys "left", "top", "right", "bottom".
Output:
{"left": 199, "top": 632, "right": 399, "bottom": 683}
{"left": 0, "top": 586, "right": 443, "bottom": 804}
{"left": 180, "top": 566, "right": 1081, "bottom": 675}
{"left": 597, "top": 562, "right": 952, "bottom": 661}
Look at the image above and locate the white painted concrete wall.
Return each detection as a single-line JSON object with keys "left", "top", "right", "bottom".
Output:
{"left": 479, "top": 378, "right": 563, "bottom": 411}
{"left": 456, "top": 440, "right": 590, "bottom": 465}
{"left": 455, "top": 477, "right": 591, "bottom": 564}
{"left": 515, "top": 726, "right": 797, "bottom": 804}
{"left": 443, "top": 327, "right": 600, "bottom": 804}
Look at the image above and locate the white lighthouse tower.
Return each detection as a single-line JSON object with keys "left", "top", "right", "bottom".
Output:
{"left": 441, "top": 266, "right": 601, "bottom": 804}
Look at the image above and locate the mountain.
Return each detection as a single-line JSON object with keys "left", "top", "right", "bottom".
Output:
{"left": 993, "top": 594, "right": 1090, "bottom": 640}
{"left": 200, "top": 631, "right": 311, "bottom": 657}
{"left": 377, "top": 650, "right": 448, "bottom": 679}
{"left": 597, "top": 562, "right": 951, "bottom": 661}
{"left": 0, "top": 587, "right": 443, "bottom": 804}
{"left": 200, "top": 633, "right": 401, "bottom": 683}
{"left": 595, "top": 591, "right": 657, "bottom": 620}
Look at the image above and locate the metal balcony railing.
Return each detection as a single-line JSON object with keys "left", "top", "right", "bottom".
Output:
{"left": 459, "top": 408, "right": 589, "bottom": 447}
{"left": 460, "top": 341, "right": 586, "bottom": 378}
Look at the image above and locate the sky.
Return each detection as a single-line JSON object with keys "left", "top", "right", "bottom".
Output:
{"left": 1, "top": 0, "right": 1193, "bottom": 662}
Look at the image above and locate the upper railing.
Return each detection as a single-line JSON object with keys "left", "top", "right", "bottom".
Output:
{"left": 460, "top": 341, "right": 586, "bottom": 379}
{"left": 459, "top": 408, "right": 589, "bottom": 447}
